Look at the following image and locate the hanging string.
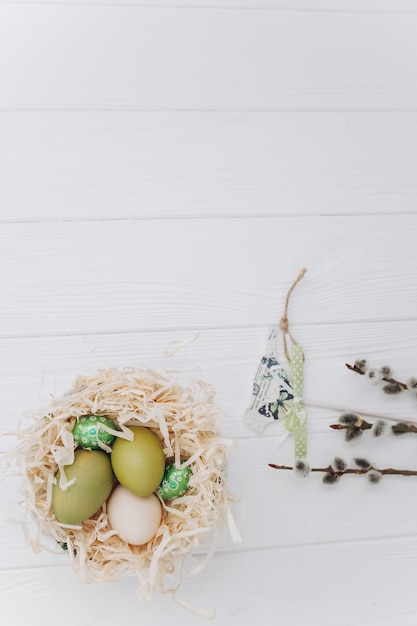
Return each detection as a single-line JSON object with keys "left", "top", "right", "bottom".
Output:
{"left": 279, "top": 268, "right": 307, "bottom": 362}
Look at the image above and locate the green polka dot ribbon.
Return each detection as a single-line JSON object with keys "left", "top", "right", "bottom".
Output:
{"left": 284, "top": 344, "right": 307, "bottom": 460}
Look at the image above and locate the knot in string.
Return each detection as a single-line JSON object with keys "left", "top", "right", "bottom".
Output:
{"left": 279, "top": 316, "right": 289, "bottom": 334}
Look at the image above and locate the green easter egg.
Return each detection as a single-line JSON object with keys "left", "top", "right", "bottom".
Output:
{"left": 72, "top": 414, "right": 116, "bottom": 450}
{"left": 158, "top": 463, "right": 192, "bottom": 500}
{"left": 52, "top": 449, "right": 114, "bottom": 525}
{"left": 110, "top": 426, "right": 165, "bottom": 497}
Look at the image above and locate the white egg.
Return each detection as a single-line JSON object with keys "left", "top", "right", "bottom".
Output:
{"left": 107, "top": 485, "right": 162, "bottom": 545}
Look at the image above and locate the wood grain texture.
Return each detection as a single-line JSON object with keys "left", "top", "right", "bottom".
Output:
{"left": 2, "top": 322, "right": 417, "bottom": 443}
{"left": 0, "top": 538, "right": 416, "bottom": 626}
{"left": 1, "top": 216, "right": 417, "bottom": 338}
{"left": 3, "top": 0, "right": 417, "bottom": 10}
{"left": 1, "top": 6, "right": 417, "bottom": 111}
{"left": 2, "top": 111, "right": 417, "bottom": 221}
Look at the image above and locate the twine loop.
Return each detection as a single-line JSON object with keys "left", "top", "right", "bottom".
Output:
{"left": 279, "top": 268, "right": 307, "bottom": 362}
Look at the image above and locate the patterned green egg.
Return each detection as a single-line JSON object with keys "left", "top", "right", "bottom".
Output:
{"left": 72, "top": 414, "right": 116, "bottom": 450}
{"left": 158, "top": 463, "right": 192, "bottom": 500}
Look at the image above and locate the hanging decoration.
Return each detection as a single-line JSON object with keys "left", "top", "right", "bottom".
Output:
{"left": 243, "top": 268, "right": 308, "bottom": 461}
{"left": 240, "top": 267, "right": 417, "bottom": 486}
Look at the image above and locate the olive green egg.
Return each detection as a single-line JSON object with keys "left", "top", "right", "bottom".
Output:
{"left": 110, "top": 426, "right": 165, "bottom": 497}
{"left": 52, "top": 449, "right": 114, "bottom": 525}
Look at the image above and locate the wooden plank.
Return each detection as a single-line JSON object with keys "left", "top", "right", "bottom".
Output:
{"left": 2, "top": 111, "right": 417, "bottom": 221}
{"left": 0, "top": 7, "right": 416, "bottom": 111}
{"left": 0, "top": 537, "right": 416, "bottom": 626}
{"left": 3, "top": 428, "right": 417, "bottom": 566}
{"left": 2, "top": 1, "right": 417, "bottom": 11}
{"left": 1, "top": 216, "right": 417, "bottom": 337}
{"left": 2, "top": 321, "right": 417, "bottom": 565}
{"left": 2, "top": 322, "right": 417, "bottom": 443}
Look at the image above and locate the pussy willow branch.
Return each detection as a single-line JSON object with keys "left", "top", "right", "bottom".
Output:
{"left": 268, "top": 463, "right": 417, "bottom": 477}
{"left": 331, "top": 421, "right": 417, "bottom": 434}
{"left": 329, "top": 421, "right": 372, "bottom": 432}
{"left": 346, "top": 362, "right": 408, "bottom": 389}
{"left": 305, "top": 401, "right": 417, "bottom": 426}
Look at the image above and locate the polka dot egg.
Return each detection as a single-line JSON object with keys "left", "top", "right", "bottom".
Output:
{"left": 72, "top": 415, "right": 117, "bottom": 450}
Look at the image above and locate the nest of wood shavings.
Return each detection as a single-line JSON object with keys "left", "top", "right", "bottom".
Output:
{"left": 5, "top": 367, "right": 240, "bottom": 600}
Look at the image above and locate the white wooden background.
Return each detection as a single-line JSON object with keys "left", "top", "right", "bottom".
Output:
{"left": 1, "top": 1, "right": 417, "bottom": 624}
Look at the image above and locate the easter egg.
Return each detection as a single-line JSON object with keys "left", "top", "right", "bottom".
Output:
{"left": 110, "top": 426, "right": 165, "bottom": 497}
{"left": 72, "top": 414, "right": 117, "bottom": 450}
{"left": 158, "top": 463, "right": 192, "bottom": 500}
{"left": 107, "top": 484, "right": 162, "bottom": 545}
{"left": 52, "top": 449, "right": 114, "bottom": 525}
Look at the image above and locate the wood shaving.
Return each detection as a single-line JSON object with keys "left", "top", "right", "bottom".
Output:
{"left": 3, "top": 367, "right": 240, "bottom": 599}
